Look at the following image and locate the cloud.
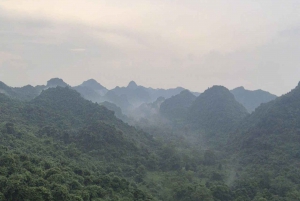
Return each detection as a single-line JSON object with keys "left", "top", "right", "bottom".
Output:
{"left": 0, "top": 1, "right": 300, "bottom": 94}
{"left": 70, "top": 48, "right": 86, "bottom": 52}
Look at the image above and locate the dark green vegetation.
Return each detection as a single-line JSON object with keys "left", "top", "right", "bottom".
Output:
{"left": 0, "top": 81, "right": 43, "bottom": 101}
{"left": 188, "top": 86, "right": 249, "bottom": 133}
{"left": 160, "top": 90, "right": 196, "bottom": 123}
{"left": 225, "top": 82, "right": 300, "bottom": 200}
{"left": 0, "top": 87, "right": 230, "bottom": 201}
{"left": 159, "top": 86, "right": 249, "bottom": 145}
{"left": 231, "top": 86, "right": 277, "bottom": 113}
{"left": 1, "top": 79, "right": 299, "bottom": 201}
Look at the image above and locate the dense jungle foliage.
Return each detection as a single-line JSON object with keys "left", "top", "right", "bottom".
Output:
{"left": 0, "top": 87, "right": 226, "bottom": 201}
{"left": 1, "top": 83, "right": 300, "bottom": 201}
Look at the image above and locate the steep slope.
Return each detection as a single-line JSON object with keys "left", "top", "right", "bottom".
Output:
{"left": 79, "top": 79, "right": 108, "bottom": 96}
{"left": 231, "top": 86, "right": 277, "bottom": 113}
{"left": 73, "top": 85, "right": 102, "bottom": 102}
{"left": 230, "top": 81, "right": 300, "bottom": 154}
{"left": 1, "top": 87, "right": 158, "bottom": 170}
{"left": 160, "top": 90, "right": 196, "bottom": 123}
{"left": 188, "top": 86, "right": 248, "bottom": 133}
{"left": 0, "top": 92, "right": 154, "bottom": 201}
{"left": 28, "top": 87, "right": 155, "bottom": 146}
{"left": 81, "top": 79, "right": 107, "bottom": 91}
{"left": 224, "top": 82, "right": 300, "bottom": 200}
{"left": 99, "top": 101, "right": 130, "bottom": 123}
{"left": 0, "top": 81, "right": 19, "bottom": 98}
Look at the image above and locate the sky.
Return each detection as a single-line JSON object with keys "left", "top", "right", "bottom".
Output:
{"left": 0, "top": 0, "right": 300, "bottom": 95}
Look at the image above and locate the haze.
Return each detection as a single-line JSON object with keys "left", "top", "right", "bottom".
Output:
{"left": 0, "top": 0, "right": 300, "bottom": 95}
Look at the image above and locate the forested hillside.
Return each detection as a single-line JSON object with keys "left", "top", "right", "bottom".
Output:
{"left": 0, "top": 87, "right": 233, "bottom": 201}
{"left": 187, "top": 86, "right": 248, "bottom": 133}
{"left": 224, "top": 82, "right": 300, "bottom": 200}
{"left": 160, "top": 90, "right": 196, "bottom": 123}
{"left": 1, "top": 82, "right": 300, "bottom": 201}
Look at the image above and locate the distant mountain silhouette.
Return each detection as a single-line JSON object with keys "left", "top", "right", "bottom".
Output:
{"left": 146, "top": 87, "right": 187, "bottom": 102}
{"left": 188, "top": 86, "right": 248, "bottom": 133}
{"left": 0, "top": 81, "right": 43, "bottom": 101}
{"left": 231, "top": 86, "right": 277, "bottom": 113}
{"left": 127, "top": 80, "right": 138, "bottom": 89}
{"left": 160, "top": 90, "right": 196, "bottom": 122}
{"left": 80, "top": 79, "right": 108, "bottom": 95}
{"left": 109, "top": 81, "right": 151, "bottom": 106}
{"left": 109, "top": 81, "right": 200, "bottom": 108}
{"left": 46, "top": 78, "right": 68, "bottom": 88}
{"left": 73, "top": 79, "right": 108, "bottom": 102}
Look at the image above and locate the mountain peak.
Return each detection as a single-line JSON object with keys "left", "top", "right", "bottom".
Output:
{"left": 179, "top": 89, "right": 191, "bottom": 95}
{"left": 233, "top": 86, "right": 245, "bottom": 91}
{"left": 81, "top": 79, "right": 106, "bottom": 90}
{"left": 47, "top": 78, "right": 68, "bottom": 87}
{"left": 83, "top": 79, "right": 98, "bottom": 85}
{"left": 188, "top": 85, "right": 248, "bottom": 132}
{"left": 127, "top": 81, "right": 138, "bottom": 88}
{"left": 160, "top": 89, "right": 196, "bottom": 121}
{"left": 206, "top": 85, "right": 233, "bottom": 96}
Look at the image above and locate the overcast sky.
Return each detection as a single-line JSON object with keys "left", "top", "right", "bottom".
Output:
{"left": 0, "top": 0, "right": 300, "bottom": 95}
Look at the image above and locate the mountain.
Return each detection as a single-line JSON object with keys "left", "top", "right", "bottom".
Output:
{"left": 0, "top": 81, "right": 43, "bottom": 101}
{"left": 81, "top": 79, "right": 107, "bottom": 90}
{"left": 73, "top": 85, "right": 102, "bottom": 102}
{"left": 188, "top": 86, "right": 248, "bottom": 133}
{"left": 99, "top": 101, "right": 130, "bottom": 123}
{"left": 80, "top": 79, "right": 108, "bottom": 95}
{"left": 230, "top": 81, "right": 300, "bottom": 152}
{"left": 109, "top": 81, "right": 151, "bottom": 106}
{"left": 0, "top": 78, "right": 70, "bottom": 101}
{"left": 109, "top": 81, "right": 201, "bottom": 109}
{"left": 0, "top": 87, "right": 155, "bottom": 200}
{"left": 160, "top": 90, "right": 196, "bottom": 123}
{"left": 0, "top": 79, "right": 199, "bottom": 116}
{"left": 46, "top": 78, "right": 68, "bottom": 88}
{"left": 146, "top": 87, "right": 186, "bottom": 102}
{"left": 2, "top": 80, "right": 300, "bottom": 200}
{"left": 231, "top": 86, "right": 277, "bottom": 113}
{"left": 29, "top": 87, "right": 151, "bottom": 143}
{"left": 224, "top": 81, "right": 300, "bottom": 200}
{"left": 0, "top": 86, "right": 227, "bottom": 201}
{"left": 103, "top": 90, "right": 131, "bottom": 111}
{"left": 0, "top": 81, "right": 19, "bottom": 98}
{"left": 131, "top": 97, "right": 166, "bottom": 120}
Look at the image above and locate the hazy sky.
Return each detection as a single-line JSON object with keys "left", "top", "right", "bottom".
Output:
{"left": 0, "top": 0, "right": 300, "bottom": 95}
